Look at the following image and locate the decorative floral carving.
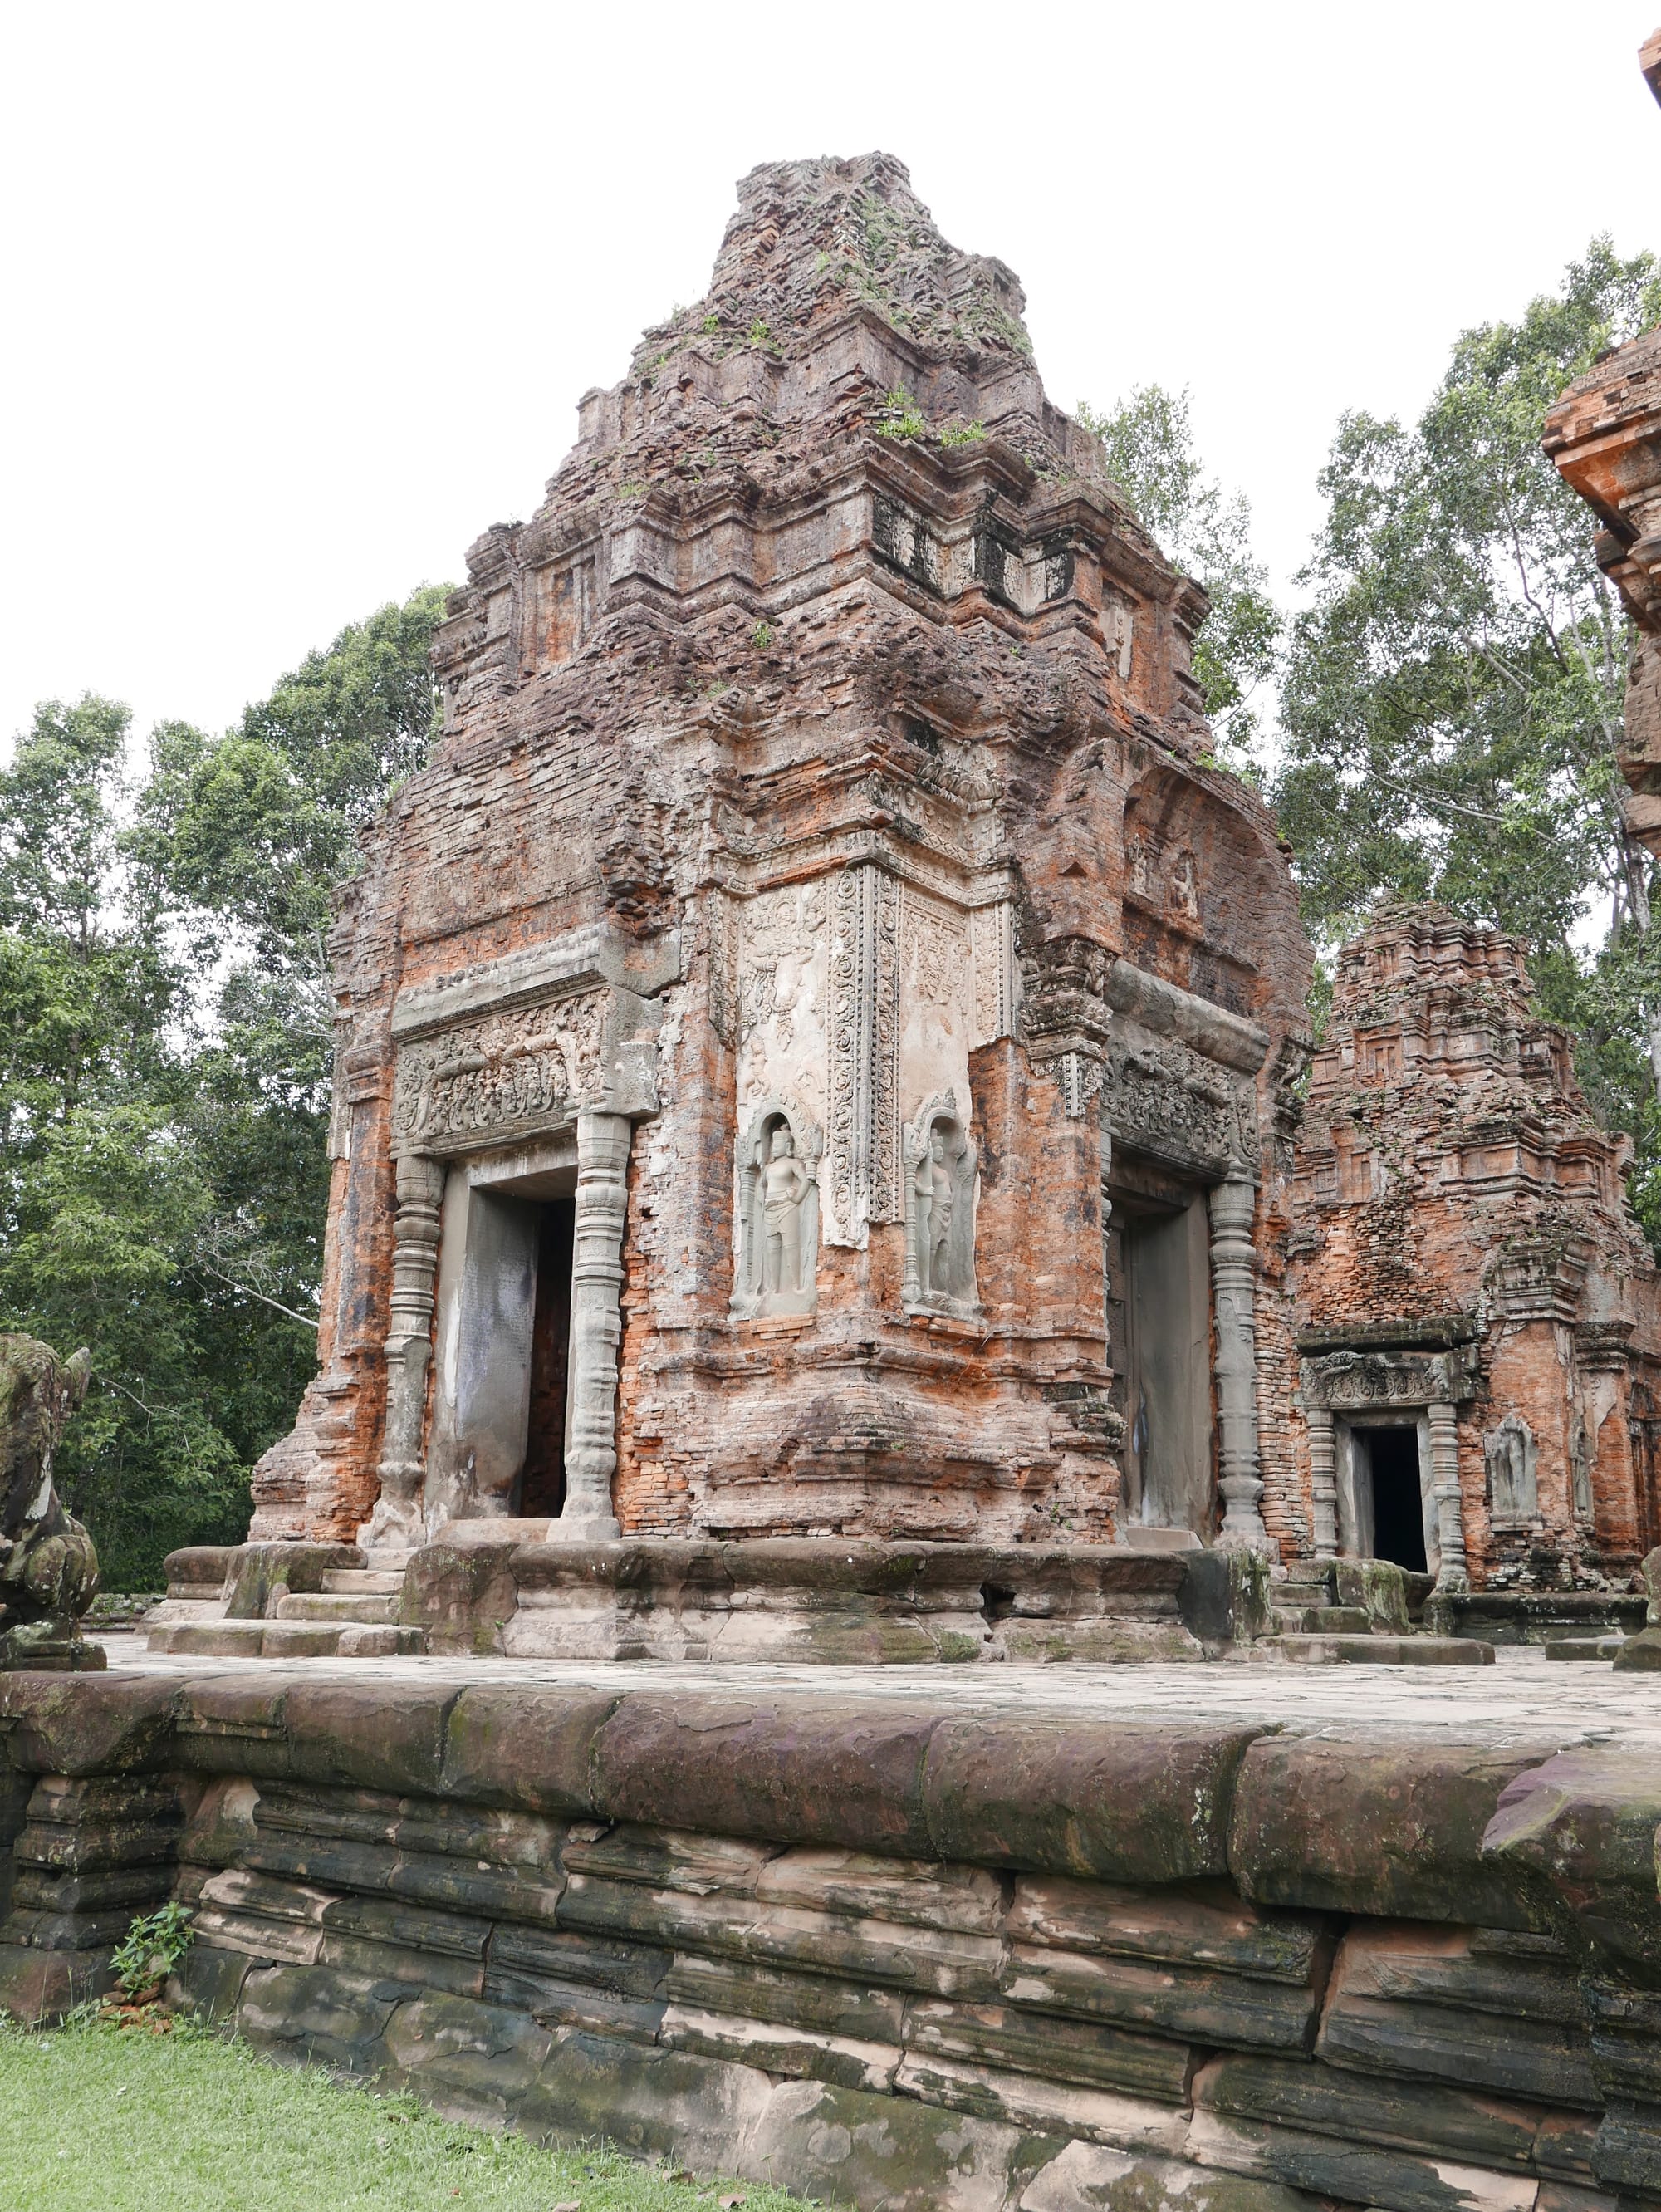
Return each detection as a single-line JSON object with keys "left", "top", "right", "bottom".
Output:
{"left": 970, "top": 903, "right": 1016, "bottom": 1045}
{"left": 392, "top": 992, "right": 606, "bottom": 1149}
{"left": 906, "top": 898, "right": 968, "bottom": 1008}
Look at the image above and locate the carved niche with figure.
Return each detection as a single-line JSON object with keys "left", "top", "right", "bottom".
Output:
{"left": 1484, "top": 1414, "right": 1539, "bottom": 1525}
{"left": 732, "top": 1098, "right": 823, "bottom": 1319}
{"left": 902, "top": 1095, "right": 979, "bottom": 1315}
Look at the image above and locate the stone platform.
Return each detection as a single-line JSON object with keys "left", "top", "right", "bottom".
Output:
{"left": 146, "top": 1534, "right": 1501, "bottom": 1667}
{"left": 2, "top": 1649, "right": 1659, "bottom": 2211}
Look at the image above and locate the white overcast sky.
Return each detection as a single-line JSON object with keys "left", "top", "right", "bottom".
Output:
{"left": 4, "top": 1, "right": 1661, "bottom": 753}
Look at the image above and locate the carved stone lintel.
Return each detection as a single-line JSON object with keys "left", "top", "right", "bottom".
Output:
{"left": 391, "top": 990, "right": 608, "bottom": 1154}
{"left": 1106, "top": 1030, "right": 1255, "bottom": 1176}
{"left": 1208, "top": 1177, "right": 1267, "bottom": 1548}
{"left": 550, "top": 1110, "right": 630, "bottom": 1542}
{"left": 1300, "top": 1343, "right": 1480, "bottom": 1412}
{"left": 363, "top": 1154, "right": 446, "bottom": 1551}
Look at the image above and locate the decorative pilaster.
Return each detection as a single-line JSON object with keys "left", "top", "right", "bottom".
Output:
{"left": 362, "top": 1154, "right": 445, "bottom": 1551}
{"left": 1306, "top": 1402, "right": 1338, "bottom": 1563}
{"left": 827, "top": 863, "right": 901, "bottom": 1243}
{"left": 552, "top": 1109, "right": 630, "bottom": 1541}
{"left": 1427, "top": 1399, "right": 1469, "bottom": 1592}
{"left": 1208, "top": 1177, "right": 1268, "bottom": 1548}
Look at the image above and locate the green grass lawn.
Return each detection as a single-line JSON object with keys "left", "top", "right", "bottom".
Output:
{"left": 0, "top": 2014, "right": 816, "bottom": 2212}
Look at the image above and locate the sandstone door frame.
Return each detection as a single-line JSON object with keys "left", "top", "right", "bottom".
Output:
{"left": 1300, "top": 1346, "right": 1473, "bottom": 1592}
{"left": 372, "top": 1113, "right": 634, "bottom": 1547}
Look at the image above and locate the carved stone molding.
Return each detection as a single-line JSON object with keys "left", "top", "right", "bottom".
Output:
{"left": 1047, "top": 1048, "right": 1108, "bottom": 1121}
{"left": 732, "top": 1095, "right": 824, "bottom": 1321}
{"left": 1208, "top": 1178, "right": 1267, "bottom": 1547}
{"left": 969, "top": 902, "right": 1017, "bottom": 1047}
{"left": 551, "top": 1110, "right": 630, "bottom": 1543}
{"left": 363, "top": 1154, "right": 447, "bottom": 1551}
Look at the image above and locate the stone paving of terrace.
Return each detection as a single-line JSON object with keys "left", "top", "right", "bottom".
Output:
{"left": 89, "top": 1636, "right": 1661, "bottom": 1747}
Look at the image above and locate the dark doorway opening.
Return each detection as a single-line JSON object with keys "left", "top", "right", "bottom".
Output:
{"left": 520, "top": 1198, "right": 575, "bottom": 1518}
{"left": 1104, "top": 1167, "right": 1214, "bottom": 1537}
{"left": 1367, "top": 1425, "right": 1426, "bottom": 1572}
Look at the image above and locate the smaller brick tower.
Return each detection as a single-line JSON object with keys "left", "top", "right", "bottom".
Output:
{"left": 1282, "top": 907, "right": 1661, "bottom": 1601}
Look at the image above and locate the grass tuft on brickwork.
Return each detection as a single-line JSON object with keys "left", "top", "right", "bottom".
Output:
{"left": 0, "top": 2013, "right": 816, "bottom": 2212}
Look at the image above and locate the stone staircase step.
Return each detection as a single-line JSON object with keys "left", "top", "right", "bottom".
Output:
{"left": 1308, "top": 1606, "right": 1372, "bottom": 1634}
{"left": 322, "top": 1570, "right": 404, "bottom": 1596}
{"left": 360, "top": 1546, "right": 418, "bottom": 1573}
{"left": 1277, "top": 1578, "right": 1334, "bottom": 1603}
{"left": 337, "top": 1625, "right": 429, "bottom": 1658}
{"left": 145, "top": 1620, "right": 347, "bottom": 1658}
{"left": 275, "top": 1592, "right": 397, "bottom": 1624}
{"left": 1545, "top": 1633, "right": 1626, "bottom": 1662}
{"left": 1274, "top": 1633, "right": 1494, "bottom": 1667}
{"left": 146, "top": 1621, "right": 265, "bottom": 1657}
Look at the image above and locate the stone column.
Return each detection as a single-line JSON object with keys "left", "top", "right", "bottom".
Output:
{"left": 1306, "top": 1401, "right": 1338, "bottom": 1564}
{"left": 551, "top": 1109, "right": 629, "bottom": 1542}
{"left": 1208, "top": 1177, "right": 1268, "bottom": 1547}
{"left": 362, "top": 1153, "right": 445, "bottom": 1551}
{"left": 1427, "top": 1400, "right": 1468, "bottom": 1592}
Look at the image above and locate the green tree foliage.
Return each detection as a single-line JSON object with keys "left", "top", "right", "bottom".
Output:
{"left": 0, "top": 588, "right": 449, "bottom": 1585}
{"left": 1270, "top": 240, "right": 1661, "bottom": 1240}
{"left": 1079, "top": 385, "right": 1281, "bottom": 763}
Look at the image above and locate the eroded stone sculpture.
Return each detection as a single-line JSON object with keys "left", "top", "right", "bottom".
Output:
{"left": 903, "top": 1102, "right": 978, "bottom": 1313}
{"left": 733, "top": 1103, "right": 821, "bottom": 1318}
{"left": 1484, "top": 1416, "right": 1538, "bottom": 1526}
{"left": 0, "top": 1335, "right": 104, "bottom": 1671}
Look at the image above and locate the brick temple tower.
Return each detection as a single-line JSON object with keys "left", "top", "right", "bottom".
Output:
{"left": 1281, "top": 907, "right": 1661, "bottom": 1595}
{"left": 249, "top": 154, "right": 1312, "bottom": 1564}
